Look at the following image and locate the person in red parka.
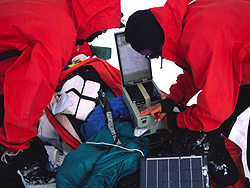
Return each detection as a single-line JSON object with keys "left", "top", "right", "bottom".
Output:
{"left": 0, "top": 0, "right": 121, "bottom": 186}
{"left": 125, "top": 0, "right": 250, "bottom": 186}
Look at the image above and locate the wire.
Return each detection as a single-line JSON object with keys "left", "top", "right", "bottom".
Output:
{"left": 86, "top": 141, "right": 145, "bottom": 156}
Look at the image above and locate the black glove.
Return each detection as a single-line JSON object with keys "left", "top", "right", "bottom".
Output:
{"left": 161, "top": 98, "right": 179, "bottom": 132}
{"left": 166, "top": 111, "right": 180, "bottom": 132}
{"left": 160, "top": 98, "right": 175, "bottom": 114}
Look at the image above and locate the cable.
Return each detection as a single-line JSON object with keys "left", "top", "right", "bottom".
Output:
{"left": 86, "top": 141, "right": 145, "bottom": 157}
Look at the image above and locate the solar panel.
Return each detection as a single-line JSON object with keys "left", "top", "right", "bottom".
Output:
{"left": 140, "top": 155, "right": 210, "bottom": 188}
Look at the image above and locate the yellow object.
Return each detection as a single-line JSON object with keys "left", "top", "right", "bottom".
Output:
{"left": 68, "top": 59, "right": 84, "bottom": 67}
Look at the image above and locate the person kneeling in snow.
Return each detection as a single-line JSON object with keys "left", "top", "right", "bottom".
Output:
{"left": 125, "top": 0, "right": 250, "bottom": 186}
{"left": 0, "top": 0, "right": 121, "bottom": 187}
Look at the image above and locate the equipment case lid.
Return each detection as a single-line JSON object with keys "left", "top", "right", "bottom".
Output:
{"left": 115, "top": 31, "right": 152, "bottom": 86}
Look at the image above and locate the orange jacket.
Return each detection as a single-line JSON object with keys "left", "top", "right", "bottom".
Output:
{"left": 0, "top": 0, "right": 120, "bottom": 151}
{"left": 151, "top": 0, "right": 250, "bottom": 131}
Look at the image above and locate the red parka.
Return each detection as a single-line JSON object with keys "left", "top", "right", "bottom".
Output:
{"left": 0, "top": 0, "right": 121, "bottom": 151}
{"left": 150, "top": 0, "right": 250, "bottom": 132}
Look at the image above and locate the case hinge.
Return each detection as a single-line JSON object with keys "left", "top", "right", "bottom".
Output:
{"left": 127, "top": 81, "right": 135, "bottom": 85}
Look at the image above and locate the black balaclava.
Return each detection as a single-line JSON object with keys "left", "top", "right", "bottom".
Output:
{"left": 125, "top": 9, "right": 164, "bottom": 57}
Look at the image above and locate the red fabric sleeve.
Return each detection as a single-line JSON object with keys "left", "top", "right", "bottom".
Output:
{"left": 167, "top": 71, "right": 199, "bottom": 105}
{"left": 176, "top": 53, "right": 241, "bottom": 131}
{"left": 70, "top": 0, "right": 121, "bottom": 40}
{"left": 176, "top": 19, "right": 242, "bottom": 132}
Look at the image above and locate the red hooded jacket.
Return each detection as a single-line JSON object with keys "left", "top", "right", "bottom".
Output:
{"left": 0, "top": 0, "right": 121, "bottom": 151}
{"left": 150, "top": 0, "right": 250, "bottom": 132}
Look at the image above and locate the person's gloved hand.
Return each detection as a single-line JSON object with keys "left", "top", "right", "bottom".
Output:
{"left": 160, "top": 98, "right": 175, "bottom": 114}
{"left": 162, "top": 111, "right": 180, "bottom": 133}
{"left": 140, "top": 98, "right": 176, "bottom": 122}
{"left": 161, "top": 98, "right": 181, "bottom": 132}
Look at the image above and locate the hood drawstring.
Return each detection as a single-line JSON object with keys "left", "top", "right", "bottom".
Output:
{"left": 1, "top": 150, "right": 22, "bottom": 164}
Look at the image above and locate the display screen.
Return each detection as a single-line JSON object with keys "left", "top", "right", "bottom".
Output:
{"left": 115, "top": 31, "right": 152, "bottom": 85}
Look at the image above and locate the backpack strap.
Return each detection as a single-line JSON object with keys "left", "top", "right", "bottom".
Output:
{"left": 98, "top": 91, "right": 120, "bottom": 144}
{"left": 65, "top": 88, "right": 97, "bottom": 102}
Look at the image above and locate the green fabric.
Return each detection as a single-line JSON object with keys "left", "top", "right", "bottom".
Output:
{"left": 56, "top": 121, "right": 150, "bottom": 188}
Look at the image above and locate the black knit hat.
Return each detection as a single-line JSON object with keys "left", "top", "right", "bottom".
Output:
{"left": 125, "top": 9, "right": 164, "bottom": 55}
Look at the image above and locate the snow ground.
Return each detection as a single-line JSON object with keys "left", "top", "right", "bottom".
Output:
{"left": 27, "top": 0, "right": 249, "bottom": 187}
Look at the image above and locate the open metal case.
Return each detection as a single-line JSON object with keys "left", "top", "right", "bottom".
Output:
{"left": 115, "top": 31, "right": 166, "bottom": 135}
